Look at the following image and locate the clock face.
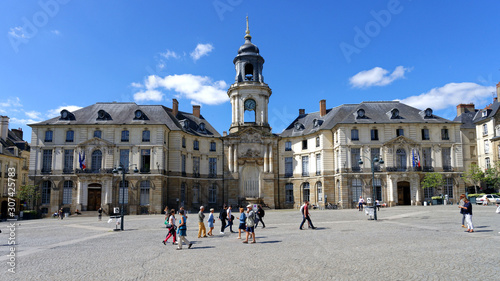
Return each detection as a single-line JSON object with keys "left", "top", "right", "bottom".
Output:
{"left": 245, "top": 99, "right": 256, "bottom": 111}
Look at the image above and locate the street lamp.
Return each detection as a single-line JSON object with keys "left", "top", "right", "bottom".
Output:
{"left": 112, "top": 163, "right": 138, "bottom": 230}
{"left": 358, "top": 156, "right": 384, "bottom": 220}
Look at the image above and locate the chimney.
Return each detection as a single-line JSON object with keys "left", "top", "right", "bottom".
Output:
{"left": 223, "top": 131, "right": 227, "bottom": 136}
{"left": 193, "top": 105, "right": 201, "bottom": 118}
{"left": 320, "top": 99, "right": 326, "bottom": 117}
{"left": 0, "top": 115, "right": 9, "bottom": 141}
{"left": 299, "top": 109, "right": 305, "bottom": 115}
{"left": 456, "top": 103, "right": 475, "bottom": 116}
{"left": 12, "top": 128, "right": 23, "bottom": 140}
{"left": 172, "top": 99, "right": 179, "bottom": 117}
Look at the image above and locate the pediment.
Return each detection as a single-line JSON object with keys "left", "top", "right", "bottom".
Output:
{"left": 225, "top": 127, "right": 275, "bottom": 142}
{"left": 78, "top": 137, "right": 115, "bottom": 147}
{"left": 383, "top": 135, "right": 418, "bottom": 146}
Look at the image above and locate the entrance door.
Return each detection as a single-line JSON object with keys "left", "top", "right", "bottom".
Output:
{"left": 397, "top": 182, "right": 411, "bottom": 205}
{"left": 88, "top": 189, "right": 101, "bottom": 211}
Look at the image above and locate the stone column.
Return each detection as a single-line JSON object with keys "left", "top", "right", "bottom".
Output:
{"left": 269, "top": 144, "right": 273, "bottom": 173}
{"left": 233, "top": 144, "right": 238, "bottom": 172}
{"left": 228, "top": 144, "right": 233, "bottom": 173}
{"left": 264, "top": 145, "right": 268, "bottom": 173}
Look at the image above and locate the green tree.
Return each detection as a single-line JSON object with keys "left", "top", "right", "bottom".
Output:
{"left": 483, "top": 161, "right": 500, "bottom": 191}
{"left": 17, "top": 185, "right": 40, "bottom": 210}
{"left": 421, "top": 173, "right": 445, "bottom": 196}
{"left": 463, "top": 164, "right": 484, "bottom": 194}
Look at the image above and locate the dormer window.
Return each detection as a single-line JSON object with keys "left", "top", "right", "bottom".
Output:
{"left": 97, "top": 110, "right": 111, "bottom": 121}
{"left": 482, "top": 110, "right": 487, "bottom": 117}
{"left": 199, "top": 122, "right": 206, "bottom": 131}
{"left": 391, "top": 108, "right": 400, "bottom": 119}
{"left": 59, "top": 109, "right": 75, "bottom": 121}
{"left": 134, "top": 110, "right": 149, "bottom": 120}
{"left": 294, "top": 122, "right": 304, "bottom": 131}
{"left": 425, "top": 108, "right": 433, "bottom": 118}
{"left": 357, "top": 109, "right": 365, "bottom": 118}
{"left": 313, "top": 119, "right": 323, "bottom": 127}
{"left": 183, "top": 119, "right": 190, "bottom": 130}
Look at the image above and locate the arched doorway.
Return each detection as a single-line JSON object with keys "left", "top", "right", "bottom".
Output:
{"left": 397, "top": 181, "right": 411, "bottom": 205}
{"left": 88, "top": 183, "right": 102, "bottom": 211}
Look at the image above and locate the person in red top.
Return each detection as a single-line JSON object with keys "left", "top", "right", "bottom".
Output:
{"left": 299, "top": 201, "right": 316, "bottom": 230}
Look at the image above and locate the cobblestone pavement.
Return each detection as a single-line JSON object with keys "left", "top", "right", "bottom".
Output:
{"left": 1, "top": 205, "right": 500, "bottom": 280}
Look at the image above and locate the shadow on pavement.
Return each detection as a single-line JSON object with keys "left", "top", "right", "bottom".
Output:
{"left": 257, "top": 240, "right": 282, "bottom": 244}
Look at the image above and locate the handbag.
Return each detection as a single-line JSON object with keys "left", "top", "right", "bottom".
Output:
{"left": 164, "top": 219, "right": 171, "bottom": 228}
{"left": 496, "top": 206, "right": 500, "bottom": 214}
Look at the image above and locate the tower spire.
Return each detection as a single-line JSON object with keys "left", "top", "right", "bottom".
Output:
{"left": 245, "top": 15, "right": 252, "bottom": 41}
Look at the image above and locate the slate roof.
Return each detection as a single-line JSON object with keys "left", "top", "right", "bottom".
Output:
{"left": 280, "top": 101, "right": 457, "bottom": 137}
{"left": 453, "top": 111, "right": 478, "bottom": 129}
{"left": 29, "top": 102, "right": 220, "bottom": 137}
{"left": 472, "top": 100, "right": 500, "bottom": 124}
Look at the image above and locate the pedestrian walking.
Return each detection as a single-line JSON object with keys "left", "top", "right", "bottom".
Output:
{"left": 58, "top": 208, "right": 64, "bottom": 220}
{"left": 219, "top": 204, "right": 227, "bottom": 234}
{"left": 358, "top": 196, "right": 364, "bottom": 211}
{"left": 255, "top": 204, "right": 266, "bottom": 228}
{"left": 163, "top": 205, "right": 169, "bottom": 220}
{"left": 243, "top": 205, "right": 256, "bottom": 244}
{"left": 225, "top": 205, "right": 235, "bottom": 233}
{"left": 198, "top": 206, "right": 207, "bottom": 238}
{"left": 207, "top": 208, "right": 215, "bottom": 236}
{"left": 459, "top": 198, "right": 474, "bottom": 233}
{"left": 237, "top": 207, "right": 246, "bottom": 239}
{"left": 98, "top": 207, "right": 103, "bottom": 221}
{"left": 459, "top": 194, "right": 466, "bottom": 228}
{"left": 163, "top": 209, "right": 177, "bottom": 245}
{"left": 299, "top": 201, "right": 316, "bottom": 230}
{"left": 177, "top": 210, "right": 193, "bottom": 250}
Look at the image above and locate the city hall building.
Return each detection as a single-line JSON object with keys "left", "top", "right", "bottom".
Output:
{"left": 28, "top": 23, "right": 465, "bottom": 215}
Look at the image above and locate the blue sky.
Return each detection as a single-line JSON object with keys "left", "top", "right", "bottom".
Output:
{"left": 1, "top": 0, "right": 500, "bottom": 142}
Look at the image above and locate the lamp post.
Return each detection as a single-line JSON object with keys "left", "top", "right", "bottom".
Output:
{"left": 113, "top": 163, "right": 138, "bottom": 231}
{"left": 358, "top": 156, "right": 384, "bottom": 220}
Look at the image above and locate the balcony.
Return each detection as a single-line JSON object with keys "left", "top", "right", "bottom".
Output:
{"left": 63, "top": 168, "right": 74, "bottom": 174}
{"left": 302, "top": 172, "right": 309, "bottom": 177}
{"left": 284, "top": 173, "right": 293, "bottom": 178}
{"left": 443, "top": 166, "right": 453, "bottom": 172}
{"left": 386, "top": 167, "right": 407, "bottom": 172}
{"left": 140, "top": 167, "right": 151, "bottom": 174}
{"left": 423, "top": 166, "right": 434, "bottom": 172}
{"left": 316, "top": 171, "right": 321, "bottom": 176}
{"left": 76, "top": 168, "right": 113, "bottom": 174}
{"left": 351, "top": 167, "right": 361, "bottom": 173}
{"left": 41, "top": 168, "right": 52, "bottom": 174}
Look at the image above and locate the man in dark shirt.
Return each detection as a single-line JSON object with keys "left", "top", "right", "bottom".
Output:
{"left": 299, "top": 201, "right": 316, "bottom": 230}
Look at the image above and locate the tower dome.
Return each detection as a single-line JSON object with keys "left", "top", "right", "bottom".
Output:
{"left": 233, "top": 16, "right": 264, "bottom": 83}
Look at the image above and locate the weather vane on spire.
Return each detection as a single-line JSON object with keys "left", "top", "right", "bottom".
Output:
{"left": 245, "top": 15, "right": 251, "bottom": 41}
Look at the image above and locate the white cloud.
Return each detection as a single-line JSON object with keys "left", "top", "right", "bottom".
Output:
{"left": 10, "top": 117, "right": 41, "bottom": 126}
{"left": 133, "top": 89, "right": 164, "bottom": 102}
{"left": 160, "top": 49, "right": 179, "bottom": 60}
{"left": 130, "top": 82, "right": 143, "bottom": 88}
{"left": 399, "top": 82, "right": 495, "bottom": 110}
{"left": 25, "top": 111, "right": 43, "bottom": 120}
{"left": 47, "top": 105, "right": 83, "bottom": 118}
{"left": 8, "top": 27, "right": 28, "bottom": 39}
{"left": 0, "top": 97, "right": 22, "bottom": 108}
{"left": 51, "top": 30, "right": 61, "bottom": 36}
{"left": 349, "top": 66, "right": 411, "bottom": 88}
{"left": 190, "top": 43, "right": 214, "bottom": 61}
{"left": 135, "top": 74, "right": 228, "bottom": 105}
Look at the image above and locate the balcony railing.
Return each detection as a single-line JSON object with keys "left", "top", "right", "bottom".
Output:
{"left": 386, "top": 167, "right": 407, "bottom": 172}
{"left": 41, "top": 168, "right": 52, "bottom": 174}
{"left": 284, "top": 173, "right": 293, "bottom": 178}
{"left": 443, "top": 166, "right": 453, "bottom": 172}
{"left": 140, "top": 167, "right": 151, "bottom": 174}
{"left": 351, "top": 167, "right": 361, "bottom": 173}
{"left": 316, "top": 171, "right": 321, "bottom": 176}
{"left": 76, "top": 168, "right": 113, "bottom": 174}
{"left": 423, "top": 166, "right": 434, "bottom": 172}
{"left": 302, "top": 172, "right": 309, "bottom": 177}
{"left": 63, "top": 168, "right": 74, "bottom": 174}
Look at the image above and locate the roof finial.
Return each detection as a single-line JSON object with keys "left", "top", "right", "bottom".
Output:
{"left": 245, "top": 15, "right": 251, "bottom": 41}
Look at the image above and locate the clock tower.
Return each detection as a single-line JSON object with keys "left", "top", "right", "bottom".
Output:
{"left": 228, "top": 16, "right": 272, "bottom": 134}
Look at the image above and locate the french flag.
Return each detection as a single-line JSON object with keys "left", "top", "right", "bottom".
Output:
{"left": 79, "top": 151, "right": 86, "bottom": 170}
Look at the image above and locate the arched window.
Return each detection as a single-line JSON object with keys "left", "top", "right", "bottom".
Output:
{"left": 63, "top": 181, "right": 73, "bottom": 205}
{"left": 244, "top": 63, "right": 254, "bottom": 80}
{"left": 396, "top": 148, "right": 407, "bottom": 171}
{"left": 140, "top": 181, "right": 150, "bottom": 206}
{"left": 41, "top": 181, "right": 51, "bottom": 205}
{"left": 316, "top": 182, "right": 323, "bottom": 202}
{"left": 302, "top": 182, "right": 310, "bottom": 202}
{"left": 208, "top": 184, "right": 217, "bottom": 203}
{"left": 91, "top": 150, "right": 102, "bottom": 172}
{"left": 119, "top": 180, "right": 129, "bottom": 204}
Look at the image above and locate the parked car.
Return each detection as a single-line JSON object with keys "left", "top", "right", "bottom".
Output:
{"left": 475, "top": 194, "right": 500, "bottom": 205}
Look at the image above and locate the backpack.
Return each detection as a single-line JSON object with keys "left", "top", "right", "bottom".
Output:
{"left": 219, "top": 209, "right": 227, "bottom": 220}
{"left": 260, "top": 208, "right": 265, "bottom": 217}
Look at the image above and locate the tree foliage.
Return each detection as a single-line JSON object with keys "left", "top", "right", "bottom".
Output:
{"left": 463, "top": 164, "right": 484, "bottom": 194}
{"left": 17, "top": 185, "right": 40, "bottom": 210}
{"left": 483, "top": 161, "right": 500, "bottom": 190}
{"left": 421, "top": 173, "right": 445, "bottom": 190}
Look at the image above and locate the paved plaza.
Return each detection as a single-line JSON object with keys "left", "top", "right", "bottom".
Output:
{"left": 1, "top": 205, "right": 500, "bottom": 280}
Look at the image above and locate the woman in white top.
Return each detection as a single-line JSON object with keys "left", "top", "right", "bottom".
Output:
{"left": 163, "top": 209, "right": 177, "bottom": 245}
{"left": 358, "top": 196, "right": 364, "bottom": 211}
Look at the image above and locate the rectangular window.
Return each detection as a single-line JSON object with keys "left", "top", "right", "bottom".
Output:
{"left": 63, "top": 149, "right": 74, "bottom": 173}
{"left": 441, "top": 128, "right": 449, "bottom": 140}
{"left": 181, "top": 154, "right": 186, "bottom": 174}
{"left": 140, "top": 149, "right": 151, "bottom": 173}
{"left": 66, "top": 130, "right": 74, "bottom": 142}
{"left": 424, "top": 186, "right": 434, "bottom": 199}
{"left": 351, "top": 148, "right": 360, "bottom": 172}
{"left": 208, "top": 185, "right": 217, "bottom": 203}
{"left": 371, "top": 129, "right": 379, "bottom": 141}
{"left": 142, "top": 130, "right": 150, "bottom": 142}
{"left": 444, "top": 178, "right": 453, "bottom": 198}
{"left": 42, "top": 181, "right": 51, "bottom": 204}
{"left": 316, "top": 137, "right": 320, "bottom": 147}
{"left": 421, "top": 129, "right": 430, "bottom": 140}
{"left": 119, "top": 181, "right": 128, "bottom": 204}
{"left": 285, "top": 157, "right": 293, "bottom": 177}
{"left": 285, "top": 141, "right": 292, "bottom": 151}
{"left": 484, "top": 140, "right": 490, "bottom": 154}
{"left": 285, "top": 183, "right": 294, "bottom": 203}
{"left": 182, "top": 138, "right": 186, "bottom": 148}
{"left": 121, "top": 130, "right": 129, "bottom": 142}
{"left": 140, "top": 181, "right": 150, "bottom": 206}
{"left": 352, "top": 179, "right": 362, "bottom": 203}
{"left": 422, "top": 147, "right": 432, "bottom": 168}
{"left": 317, "top": 183, "right": 323, "bottom": 201}
{"left": 94, "top": 130, "right": 101, "bottom": 138}
{"left": 396, "top": 128, "right": 404, "bottom": 137}
{"left": 316, "top": 153, "right": 321, "bottom": 175}
{"left": 193, "top": 156, "right": 200, "bottom": 177}
{"left": 62, "top": 181, "right": 73, "bottom": 205}
{"left": 302, "top": 140, "right": 308, "bottom": 150}
{"left": 351, "top": 129, "right": 359, "bottom": 141}
{"left": 120, "top": 149, "right": 130, "bottom": 172}
{"left": 194, "top": 140, "right": 199, "bottom": 150}
{"left": 42, "top": 149, "right": 52, "bottom": 173}
{"left": 373, "top": 178, "right": 382, "bottom": 201}
{"left": 442, "top": 147, "right": 451, "bottom": 170}
{"left": 45, "top": 130, "right": 53, "bottom": 142}
{"left": 192, "top": 184, "right": 199, "bottom": 203}
{"left": 210, "top": 142, "right": 216, "bottom": 151}
{"left": 302, "top": 156, "right": 309, "bottom": 177}
{"left": 483, "top": 124, "right": 488, "bottom": 135}
{"left": 209, "top": 157, "right": 217, "bottom": 177}
{"left": 486, "top": 157, "right": 491, "bottom": 169}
